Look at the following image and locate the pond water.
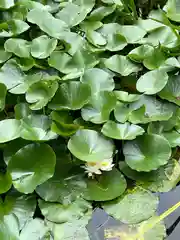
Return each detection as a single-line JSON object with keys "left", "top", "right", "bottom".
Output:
{"left": 88, "top": 185, "right": 180, "bottom": 240}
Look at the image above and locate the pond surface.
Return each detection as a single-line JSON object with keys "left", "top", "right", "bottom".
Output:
{"left": 88, "top": 185, "right": 180, "bottom": 240}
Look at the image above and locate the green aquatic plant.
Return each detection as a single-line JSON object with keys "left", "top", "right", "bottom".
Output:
{"left": 0, "top": 0, "right": 179, "bottom": 239}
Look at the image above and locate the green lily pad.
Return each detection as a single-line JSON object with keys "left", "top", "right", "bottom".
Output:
{"left": 68, "top": 129, "right": 114, "bottom": 162}
{"left": 123, "top": 134, "right": 172, "bottom": 172}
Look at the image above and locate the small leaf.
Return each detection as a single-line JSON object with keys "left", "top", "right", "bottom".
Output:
{"left": 104, "top": 55, "right": 141, "bottom": 76}
{"left": 81, "top": 68, "right": 115, "bottom": 93}
{"left": 128, "top": 45, "right": 154, "bottom": 63}
{"left": 38, "top": 198, "right": 91, "bottom": 223}
{"left": 114, "top": 102, "right": 131, "bottom": 123}
{"left": 86, "top": 30, "right": 107, "bottom": 46}
{"left": 36, "top": 164, "right": 87, "bottom": 204}
{"left": 48, "top": 50, "right": 98, "bottom": 75}
{"left": 68, "top": 129, "right": 114, "bottom": 162}
{"left": 0, "top": 119, "right": 21, "bottom": 143}
{"left": 0, "top": 0, "right": 14, "bottom": 9}
{"left": 20, "top": 218, "right": 50, "bottom": 240}
{"left": 4, "top": 194, "right": 36, "bottom": 230}
{"left": 49, "top": 82, "right": 91, "bottom": 110}
{"left": 0, "top": 48, "right": 12, "bottom": 63}
{"left": 81, "top": 91, "right": 116, "bottom": 124}
{"left": 84, "top": 168, "right": 127, "bottom": 201}
{"left": 51, "top": 111, "right": 80, "bottom": 137}
{"left": 4, "top": 38, "right": 31, "bottom": 58}
{"left": 114, "top": 91, "right": 140, "bottom": 102}
{"left": 99, "top": 23, "right": 127, "bottom": 51}
{"left": 0, "top": 59, "right": 26, "bottom": 91}
{"left": 88, "top": 5, "right": 116, "bottom": 21}
{"left": 103, "top": 187, "right": 158, "bottom": 224}
{"left": 162, "top": 131, "right": 180, "bottom": 147}
{"left": 159, "top": 74, "right": 180, "bottom": 106}
{"left": 8, "top": 143, "right": 56, "bottom": 193}
{"left": 56, "top": 1, "right": 95, "bottom": 27}
{"left": 26, "top": 81, "right": 58, "bottom": 110}
{"left": 136, "top": 70, "right": 169, "bottom": 95}
{"left": 120, "top": 25, "right": 146, "bottom": 43}
{"left": 20, "top": 114, "right": 56, "bottom": 141}
{"left": 0, "top": 83, "right": 7, "bottom": 111}
{"left": 31, "top": 35, "right": 57, "bottom": 59}
{"left": 14, "top": 103, "right": 31, "bottom": 120}
{"left": 0, "top": 20, "right": 30, "bottom": 37}
{"left": 143, "top": 47, "right": 166, "bottom": 70}
{"left": 101, "top": 121, "right": 144, "bottom": 140}
{"left": 123, "top": 134, "right": 172, "bottom": 172}
{"left": 0, "top": 172, "right": 12, "bottom": 194}
{"left": 47, "top": 213, "right": 91, "bottom": 240}
{"left": 27, "top": 8, "right": 68, "bottom": 38}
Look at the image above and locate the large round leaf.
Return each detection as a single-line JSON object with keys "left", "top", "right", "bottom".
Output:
{"left": 136, "top": 70, "right": 169, "bottom": 95}
{"left": 38, "top": 198, "right": 91, "bottom": 223}
{"left": 84, "top": 168, "right": 127, "bottom": 201}
{"left": 101, "top": 121, "right": 144, "bottom": 140}
{"left": 68, "top": 129, "right": 114, "bottom": 162}
{"left": 123, "top": 134, "right": 172, "bottom": 171}
{"left": 104, "top": 55, "right": 141, "bottom": 76}
{"left": 103, "top": 187, "right": 158, "bottom": 224}
{"left": 31, "top": 35, "right": 57, "bottom": 59}
{"left": 80, "top": 68, "right": 115, "bottom": 93}
{"left": 49, "top": 82, "right": 91, "bottom": 110}
{"left": 0, "top": 119, "right": 21, "bottom": 143}
{"left": 8, "top": 143, "right": 56, "bottom": 193}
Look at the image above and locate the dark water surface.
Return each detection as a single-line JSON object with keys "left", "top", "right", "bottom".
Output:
{"left": 88, "top": 185, "right": 180, "bottom": 240}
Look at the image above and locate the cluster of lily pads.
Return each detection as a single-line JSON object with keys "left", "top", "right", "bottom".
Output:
{"left": 0, "top": 0, "right": 180, "bottom": 239}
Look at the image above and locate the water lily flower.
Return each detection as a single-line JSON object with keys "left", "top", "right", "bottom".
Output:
{"left": 83, "top": 157, "right": 114, "bottom": 178}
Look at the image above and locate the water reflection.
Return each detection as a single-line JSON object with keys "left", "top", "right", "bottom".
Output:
{"left": 88, "top": 185, "right": 180, "bottom": 240}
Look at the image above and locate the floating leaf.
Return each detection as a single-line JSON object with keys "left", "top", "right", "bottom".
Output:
{"left": 128, "top": 45, "right": 154, "bottom": 63}
{"left": 123, "top": 134, "right": 172, "bottom": 171}
{"left": 0, "top": 83, "right": 7, "bottom": 111}
{"left": 136, "top": 70, "right": 169, "bottom": 95}
{"left": 38, "top": 198, "right": 91, "bottom": 223}
{"left": 49, "top": 82, "right": 91, "bottom": 110}
{"left": 8, "top": 143, "right": 56, "bottom": 193}
{"left": 0, "top": 119, "right": 21, "bottom": 143}
{"left": 0, "top": 172, "right": 12, "bottom": 194}
{"left": 101, "top": 121, "right": 144, "bottom": 140}
{"left": 3, "top": 194, "right": 36, "bottom": 229}
{"left": 31, "top": 35, "right": 57, "bottom": 59}
{"left": 47, "top": 213, "right": 91, "bottom": 240}
{"left": 0, "top": 48, "right": 12, "bottom": 63}
{"left": 27, "top": 8, "right": 68, "bottom": 38}
{"left": 0, "top": 0, "right": 14, "bottom": 9}
{"left": 51, "top": 111, "right": 80, "bottom": 137}
{"left": 26, "top": 81, "right": 58, "bottom": 110}
{"left": 159, "top": 74, "right": 180, "bottom": 106}
{"left": 104, "top": 55, "right": 141, "bottom": 76}
{"left": 20, "top": 218, "right": 50, "bottom": 240}
{"left": 98, "top": 23, "right": 127, "bottom": 51}
{"left": 81, "top": 91, "right": 116, "bottom": 124}
{"left": 84, "top": 168, "right": 127, "bottom": 201}
{"left": 4, "top": 38, "right": 31, "bottom": 58}
{"left": 81, "top": 68, "right": 115, "bottom": 93}
{"left": 68, "top": 129, "right": 114, "bottom": 162}
{"left": 162, "top": 131, "right": 180, "bottom": 147}
{"left": 103, "top": 187, "right": 158, "bottom": 224}
{"left": 114, "top": 91, "right": 141, "bottom": 102}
